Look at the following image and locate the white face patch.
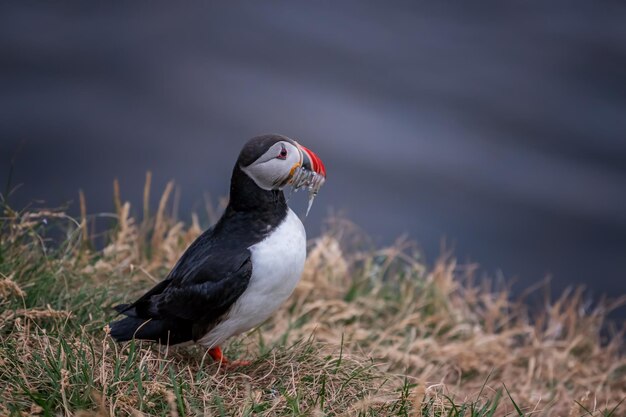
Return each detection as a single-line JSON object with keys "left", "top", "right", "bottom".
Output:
{"left": 241, "top": 141, "right": 302, "bottom": 190}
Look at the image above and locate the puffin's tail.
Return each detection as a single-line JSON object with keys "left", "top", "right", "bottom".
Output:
{"left": 109, "top": 308, "right": 193, "bottom": 345}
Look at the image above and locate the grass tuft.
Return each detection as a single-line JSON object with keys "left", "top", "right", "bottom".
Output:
{"left": 0, "top": 182, "right": 624, "bottom": 416}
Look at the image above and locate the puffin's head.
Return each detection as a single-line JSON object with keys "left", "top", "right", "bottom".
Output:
{"left": 238, "top": 134, "right": 326, "bottom": 191}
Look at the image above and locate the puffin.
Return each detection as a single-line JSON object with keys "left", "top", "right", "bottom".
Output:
{"left": 109, "top": 134, "right": 326, "bottom": 367}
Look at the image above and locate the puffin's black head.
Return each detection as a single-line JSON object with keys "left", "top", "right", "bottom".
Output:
{"left": 238, "top": 134, "right": 326, "bottom": 191}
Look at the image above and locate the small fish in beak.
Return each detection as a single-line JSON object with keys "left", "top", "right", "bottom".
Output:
{"left": 290, "top": 142, "right": 326, "bottom": 216}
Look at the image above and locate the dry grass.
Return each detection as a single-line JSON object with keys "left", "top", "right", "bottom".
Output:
{"left": 0, "top": 181, "right": 624, "bottom": 416}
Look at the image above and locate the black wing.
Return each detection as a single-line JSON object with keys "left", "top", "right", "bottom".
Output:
{"left": 114, "top": 227, "right": 253, "bottom": 327}
{"left": 145, "top": 251, "right": 252, "bottom": 322}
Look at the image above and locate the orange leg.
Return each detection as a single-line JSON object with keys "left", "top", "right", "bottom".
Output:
{"left": 208, "top": 346, "right": 251, "bottom": 369}
{"left": 208, "top": 346, "right": 227, "bottom": 364}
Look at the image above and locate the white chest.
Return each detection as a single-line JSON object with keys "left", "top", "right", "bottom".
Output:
{"left": 198, "top": 209, "right": 306, "bottom": 348}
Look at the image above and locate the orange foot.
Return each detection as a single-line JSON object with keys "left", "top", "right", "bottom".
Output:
{"left": 208, "top": 346, "right": 251, "bottom": 369}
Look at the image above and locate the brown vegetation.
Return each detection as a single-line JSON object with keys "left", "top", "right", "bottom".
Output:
{"left": 0, "top": 180, "right": 624, "bottom": 416}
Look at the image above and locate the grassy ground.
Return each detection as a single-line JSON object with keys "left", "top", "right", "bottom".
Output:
{"left": 1, "top": 182, "right": 624, "bottom": 416}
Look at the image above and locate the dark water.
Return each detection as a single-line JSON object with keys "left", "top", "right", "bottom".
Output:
{"left": 1, "top": 2, "right": 626, "bottom": 315}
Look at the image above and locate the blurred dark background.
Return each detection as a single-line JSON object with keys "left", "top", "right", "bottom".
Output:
{"left": 1, "top": 2, "right": 625, "bottom": 314}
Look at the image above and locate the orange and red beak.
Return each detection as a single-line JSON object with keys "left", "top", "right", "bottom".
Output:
{"left": 291, "top": 141, "right": 326, "bottom": 216}
{"left": 297, "top": 143, "right": 326, "bottom": 178}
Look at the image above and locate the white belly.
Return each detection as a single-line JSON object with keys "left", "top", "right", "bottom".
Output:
{"left": 198, "top": 209, "right": 306, "bottom": 348}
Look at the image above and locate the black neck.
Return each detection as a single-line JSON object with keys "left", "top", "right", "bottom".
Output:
{"left": 227, "top": 165, "right": 287, "bottom": 214}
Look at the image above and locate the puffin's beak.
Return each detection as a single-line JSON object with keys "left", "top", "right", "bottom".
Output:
{"left": 290, "top": 141, "right": 326, "bottom": 216}
{"left": 297, "top": 143, "right": 326, "bottom": 178}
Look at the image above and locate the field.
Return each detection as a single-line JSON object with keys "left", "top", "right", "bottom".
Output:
{"left": 1, "top": 182, "right": 624, "bottom": 416}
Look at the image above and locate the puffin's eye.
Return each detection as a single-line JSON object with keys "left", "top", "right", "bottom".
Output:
{"left": 277, "top": 146, "right": 288, "bottom": 160}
